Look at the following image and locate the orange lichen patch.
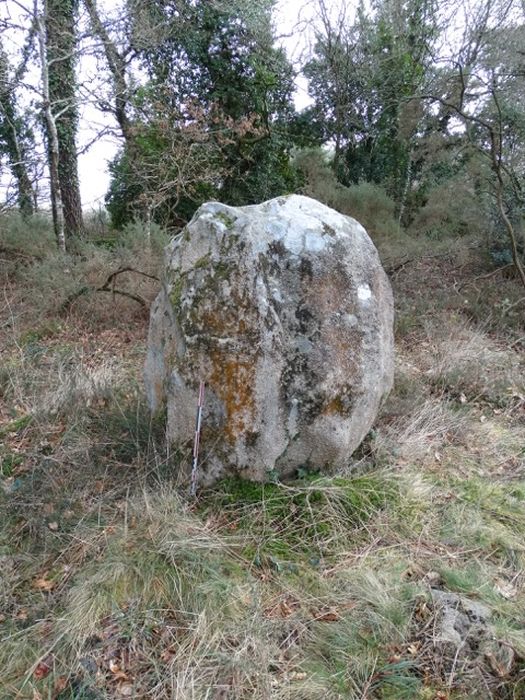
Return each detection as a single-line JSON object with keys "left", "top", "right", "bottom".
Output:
{"left": 199, "top": 308, "right": 249, "bottom": 337}
{"left": 208, "top": 349, "right": 257, "bottom": 443}
{"left": 152, "top": 377, "right": 165, "bottom": 410}
{"left": 323, "top": 396, "right": 346, "bottom": 415}
{"left": 322, "top": 388, "right": 354, "bottom": 417}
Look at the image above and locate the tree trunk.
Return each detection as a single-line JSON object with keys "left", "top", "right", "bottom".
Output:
{"left": 0, "top": 44, "right": 35, "bottom": 218}
{"left": 83, "top": 0, "right": 134, "bottom": 144}
{"left": 37, "top": 13, "right": 66, "bottom": 252}
{"left": 45, "top": 0, "right": 84, "bottom": 240}
{"left": 397, "top": 148, "right": 413, "bottom": 228}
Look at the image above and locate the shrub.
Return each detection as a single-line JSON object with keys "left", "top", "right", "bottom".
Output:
{"left": 295, "top": 149, "right": 401, "bottom": 243}
{"left": 0, "top": 210, "right": 55, "bottom": 259}
{"left": 408, "top": 176, "right": 489, "bottom": 240}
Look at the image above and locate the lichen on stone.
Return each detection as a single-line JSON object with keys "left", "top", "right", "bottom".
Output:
{"left": 144, "top": 194, "right": 394, "bottom": 486}
{"left": 169, "top": 276, "right": 185, "bottom": 309}
{"left": 215, "top": 211, "right": 236, "bottom": 229}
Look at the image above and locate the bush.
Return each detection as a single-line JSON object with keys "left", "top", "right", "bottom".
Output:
{"left": 0, "top": 210, "right": 55, "bottom": 258}
{"left": 407, "top": 176, "right": 489, "bottom": 240}
{"left": 117, "top": 219, "right": 170, "bottom": 257}
{"left": 294, "top": 148, "right": 401, "bottom": 242}
{"left": 5, "top": 219, "right": 164, "bottom": 325}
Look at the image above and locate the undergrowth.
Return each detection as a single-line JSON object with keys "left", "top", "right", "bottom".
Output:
{"left": 1, "top": 211, "right": 525, "bottom": 698}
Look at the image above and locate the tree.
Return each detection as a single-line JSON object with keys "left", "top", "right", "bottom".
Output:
{"left": 83, "top": 0, "right": 134, "bottom": 145}
{"left": 421, "top": 0, "right": 525, "bottom": 287}
{"left": 102, "top": 0, "right": 298, "bottom": 227}
{"left": 37, "top": 9, "right": 66, "bottom": 251}
{"left": 0, "top": 37, "right": 35, "bottom": 217}
{"left": 304, "top": 0, "right": 437, "bottom": 218}
{"left": 45, "top": 0, "right": 84, "bottom": 240}
{"left": 106, "top": 95, "right": 261, "bottom": 228}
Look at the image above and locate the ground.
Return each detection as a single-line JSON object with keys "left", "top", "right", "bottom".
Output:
{"left": 0, "top": 217, "right": 524, "bottom": 699}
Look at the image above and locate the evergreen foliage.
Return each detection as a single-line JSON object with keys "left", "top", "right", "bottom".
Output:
{"left": 0, "top": 0, "right": 523, "bottom": 281}
{"left": 304, "top": 0, "right": 437, "bottom": 214}
{"left": 106, "top": 0, "right": 299, "bottom": 228}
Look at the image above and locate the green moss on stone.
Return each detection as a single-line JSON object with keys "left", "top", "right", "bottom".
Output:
{"left": 215, "top": 211, "right": 236, "bottom": 228}
{"left": 194, "top": 254, "right": 211, "bottom": 270}
{"left": 169, "top": 276, "right": 184, "bottom": 308}
{"left": 214, "top": 261, "right": 232, "bottom": 280}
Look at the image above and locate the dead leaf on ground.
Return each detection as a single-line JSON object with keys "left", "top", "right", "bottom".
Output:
{"left": 264, "top": 595, "right": 300, "bottom": 619}
{"left": 33, "top": 573, "right": 56, "bottom": 592}
{"left": 54, "top": 676, "right": 68, "bottom": 694}
{"left": 160, "top": 648, "right": 176, "bottom": 663}
{"left": 108, "top": 657, "right": 130, "bottom": 682}
{"left": 109, "top": 658, "right": 121, "bottom": 674}
{"left": 312, "top": 607, "right": 341, "bottom": 622}
{"left": 33, "top": 660, "right": 51, "bottom": 680}
{"left": 494, "top": 578, "right": 518, "bottom": 600}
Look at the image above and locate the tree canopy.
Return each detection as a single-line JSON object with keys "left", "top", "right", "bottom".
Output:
{"left": 0, "top": 0, "right": 524, "bottom": 278}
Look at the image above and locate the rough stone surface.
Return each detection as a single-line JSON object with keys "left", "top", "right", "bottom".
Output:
{"left": 430, "top": 589, "right": 491, "bottom": 646}
{"left": 145, "top": 194, "right": 394, "bottom": 484}
{"left": 428, "top": 589, "right": 515, "bottom": 677}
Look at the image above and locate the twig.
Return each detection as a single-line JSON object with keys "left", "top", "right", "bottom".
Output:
{"left": 455, "top": 263, "right": 513, "bottom": 291}
{"left": 60, "top": 285, "right": 147, "bottom": 312}
{"left": 60, "top": 267, "right": 159, "bottom": 313}
{"left": 102, "top": 266, "right": 159, "bottom": 286}
{"left": 385, "top": 244, "right": 479, "bottom": 276}
{"left": 502, "top": 296, "right": 525, "bottom": 314}
{"left": 509, "top": 336, "right": 525, "bottom": 349}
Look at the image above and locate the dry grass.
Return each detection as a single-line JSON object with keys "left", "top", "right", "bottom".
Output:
{"left": 373, "top": 397, "right": 467, "bottom": 466}
{"left": 1, "top": 217, "right": 525, "bottom": 698}
{"left": 421, "top": 320, "right": 524, "bottom": 412}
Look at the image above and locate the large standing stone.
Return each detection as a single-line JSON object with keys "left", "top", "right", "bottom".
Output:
{"left": 145, "top": 195, "right": 394, "bottom": 484}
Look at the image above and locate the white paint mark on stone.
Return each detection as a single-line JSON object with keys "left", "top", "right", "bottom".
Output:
{"left": 357, "top": 284, "right": 372, "bottom": 302}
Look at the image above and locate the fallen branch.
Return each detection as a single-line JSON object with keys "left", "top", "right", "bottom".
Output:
{"left": 455, "top": 263, "right": 513, "bottom": 291}
{"left": 384, "top": 242, "right": 481, "bottom": 276}
{"left": 102, "top": 266, "right": 159, "bottom": 286}
{"left": 60, "top": 285, "right": 148, "bottom": 312}
{"left": 385, "top": 249, "right": 461, "bottom": 275}
{"left": 60, "top": 266, "right": 159, "bottom": 313}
